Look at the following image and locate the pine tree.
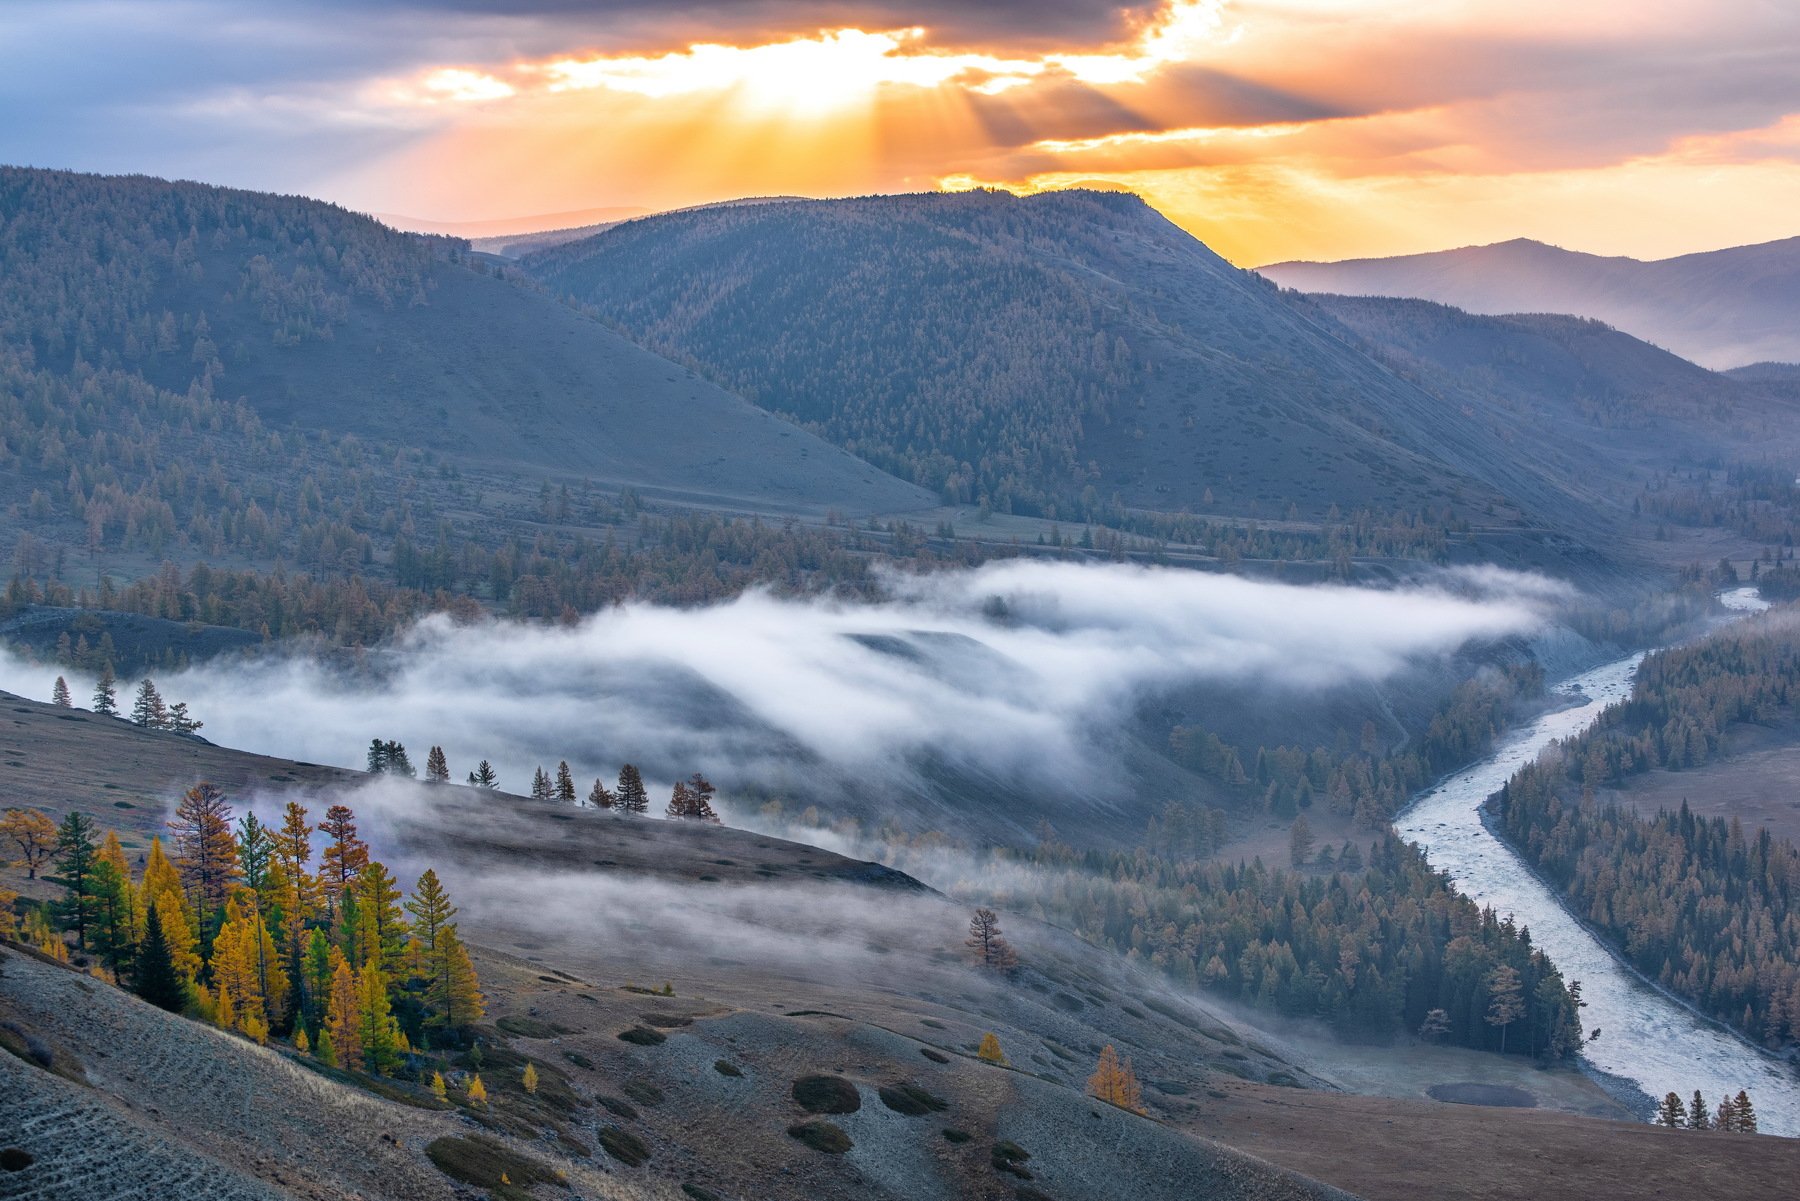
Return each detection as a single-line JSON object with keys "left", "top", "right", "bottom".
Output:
{"left": 1716, "top": 1097, "right": 1737, "bottom": 1132}
{"left": 426, "top": 924, "right": 485, "bottom": 1030}
{"left": 1689, "top": 1091, "right": 1710, "bottom": 1130}
{"left": 587, "top": 779, "right": 616, "bottom": 810}
{"left": 237, "top": 814, "right": 274, "bottom": 901}
{"left": 1418, "top": 1008, "right": 1451, "bottom": 1042}
{"left": 274, "top": 802, "right": 317, "bottom": 993}
{"left": 1734, "top": 1090, "right": 1757, "bottom": 1133}
{"left": 366, "top": 739, "right": 390, "bottom": 774}
{"left": 319, "top": 804, "right": 369, "bottom": 917}
{"left": 355, "top": 964, "right": 404, "bottom": 1075}
{"left": 1, "top": 806, "right": 58, "bottom": 878}
{"left": 88, "top": 851, "right": 136, "bottom": 979}
{"left": 424, "top": 746, "right": 450, "bottom": 784}
{"left": 135, "top": 901, "right": 187, "bottom": 1012}
{"left": 54, "top": 811, "right": 98, "bottom": 949}
{"left": 406, "top": 869, "right": 457, "bottom": 958}
{"left": 1485, "top": 964, "right": 1526, "bottom": 1054}
{"left": 92, "top": 664, "right": 118, "bottom": 716}
{"left": 522, "top": 1062, "right": 539, "bottom": 1094}
{"left": 555, "top": 761, "right": 577, "bottom": 804}
{"left": 530, "top": 767, "right": 553, "bottom": 802}
{"left": 977, "top": 1032, "right": 1006, "bottom": 1063}
{"left": 468, "top": 760, "right": 499, "bottom": 789}
{"left": 1289, "top": 814, "right": 1315, "bottom": 867}
{"left": 616, "top": 764, "right": 649, "bottom": 814}
{"left": 131, "top": 678, "right": 168, "bottom": 728}
{"left": 355, "top": 862, "right": 408, "bottom": 976}
{"left": 667, "top": 779, "right": 693, "bottom": 819}
{"left": 966, "top": 908, "right": 1018, "bottom": 971}
{"left": 686, "top": 773, "right": 720, "bottom": 822}
{"left": 383, "top": 741, "right": 415, "bottom": 778}
{"left": 167, "top": 701, "right": 202, "bottom": 734}
{"left": 51, "top": 676, "right": 71, "bottom": 707}
{"left": 325, "top": 950, "right": 361, "bottom": 1071}
{"left": 316, "top": 1029, "right": 338, "bottom": 1068}
{"left": 169, "top": 782, "right": 239, "bottom": 948}
{"left": 1088, "top": 1045, "right": 1145, "bottom": 1113}
{"left": 1657, "top": 1092, "right": 1687, "bottom": 1128}
{"left": 144, "top": 837, "right": 200, "bottom": 985}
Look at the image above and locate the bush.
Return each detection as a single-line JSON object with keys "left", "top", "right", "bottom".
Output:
{"left": 942, "top": 1128, "right": 972, "bottom": 1144}
{"left": 597, "top": 1094, "right": 638, "bottom": 1120}
{"left": 496, "top": 1015, "right": 565, "bottom": 1039}
{"left": 878, "top": 1083, "right": 948, "bottom": 1115}
{"left": 623, "top": 1079, "right": 665, "bottom": 1106}
{"left": 425, "top": 1136, "right": 555, "bottom": 1201}
{"left": 920, "top": 1048, "right": 951, "bottom": 1064}
{"left": 993, "top": 1141, "right": 1033, "bottom": 1179}
{"left": 714, "top": 1059, "right": 744, "bottom": 1077}
{"left": 617, "top": 1026, "right": 666, "bottom": 1046}
{"left": 792, "top": 1075, "right": 861, "bottom": 1114}
{"left": 787, "top": 1119, "right": 853, "bottom": 1154}
{"left": 598, "top": 1126, "right": 652, "bottom": 1167}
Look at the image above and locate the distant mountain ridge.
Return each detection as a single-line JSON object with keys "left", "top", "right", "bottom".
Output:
{"left": 1259, "top": 236, "right": 1800, "bottom": 369}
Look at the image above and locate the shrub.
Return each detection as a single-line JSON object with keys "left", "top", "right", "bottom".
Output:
{"left": 787, "top": 1119, "right": 853, "bottom": 1154}
{"left": 920, "top": 1048, "right": 951, "bottom": 1064}
{"left": 623, "top": 1079, "right": 665, "bottom": 1106}
{"left": 878, "top": 1083, "right": 948, "bottom": 1115}
{"left": 425, "top": 1136, "right": 555, "bottom": 1201}
{"left": 617, "top": 1026, "right": 666, "bottom": 1046}
{"left": 496, "top": 1015, "right": 565, "bottom": 1039}
{"left": 714, "top": 1059, "right": 744, "bottom": 1077}
{"left": 596, "top": 1094, "right": 638, "bottom": 1120}
{"left": 942, "top": 1128, "right": 972, "bottom": 1144}
{"left": 792, "top": 1075, "right": 861, "bottom": 1114}
{"left": 598, "top": 1126, "right": 651, "bottom": 1167}
{"left": 992, "top": 1140, "right": 1033, "bottom": 1179}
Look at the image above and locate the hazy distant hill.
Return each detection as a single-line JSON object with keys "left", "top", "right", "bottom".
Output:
{"left": 525, "top": 189, "right": 1553, "bottom": 524}
{"left": 0, "top": 166, "right": 930, "bottom": 517}
{"left": 1260, "top": 236, "right": 1800, "bottom": 370}
{"left": 471, "top": 195, "right": 808, "bottom": 258}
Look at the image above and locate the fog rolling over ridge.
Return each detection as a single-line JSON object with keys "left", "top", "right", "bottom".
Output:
{"left": 0, "top": 560, "right": 1564, "bottom": 839}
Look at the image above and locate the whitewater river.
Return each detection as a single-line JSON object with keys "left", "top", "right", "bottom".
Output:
{"left": 1396, "top": 587, "right": 1800, "bottom": 1135}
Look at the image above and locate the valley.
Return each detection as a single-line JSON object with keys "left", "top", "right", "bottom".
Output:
{"left": 6, "top": 159, "right": 1800, "bottom": 1201}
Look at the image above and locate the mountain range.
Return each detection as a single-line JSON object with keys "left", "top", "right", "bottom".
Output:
{"left": 1259, "top": 236, "right": 1800, "bottom": 370}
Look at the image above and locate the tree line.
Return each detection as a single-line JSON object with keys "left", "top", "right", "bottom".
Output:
{"left": 1492, "top": 608, "right": 1800, "bottom": 1046}
{"left": 3, "top": 789, "right": 484, "bottom": 1075}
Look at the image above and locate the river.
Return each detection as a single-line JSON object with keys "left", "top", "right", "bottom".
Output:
{"left": 1395, "top": 587, "right": 1800, "bottom": 1135}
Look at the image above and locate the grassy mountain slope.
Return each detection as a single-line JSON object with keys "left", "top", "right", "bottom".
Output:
{"left": 0, "top": 166, "right": 930, "bottom": 517}
{"left": 1260, "top": 236, "right": 1800, "bottom": 370}
{"left": 525, "top": 189, "right": 1540, "bottom": 525}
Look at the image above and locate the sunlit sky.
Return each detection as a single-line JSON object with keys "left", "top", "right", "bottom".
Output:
{"left": 4, "top": 0, "right": 1799, "bottom": 264}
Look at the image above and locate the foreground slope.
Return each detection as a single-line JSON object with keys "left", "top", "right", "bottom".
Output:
{"left": 0, "top": 165, "right": 930, "bottom": 517}
{"left": 1260, "top": 236, "right": 1800, "bottom": 370}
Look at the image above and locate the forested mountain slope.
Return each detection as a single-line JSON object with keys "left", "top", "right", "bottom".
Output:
{"left": 1299, "top": 296, "right": 1800, "bottom": 525}
{"left": 525, "top": 190, "right": 1542, "bottom": 524}
{"left": 0, "top": 166, "right": 930, "bottom": 518}
{"left": 1260, "top": 236, "right": 1800, "bottom": 370}
{"left": 524, "top": 189, "right": 1791, "bottom": 553}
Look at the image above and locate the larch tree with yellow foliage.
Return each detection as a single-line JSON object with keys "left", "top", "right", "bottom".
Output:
{"left": 325, "top": 949, "right": 362, "bottom": 1072}
{"left": 143, "top": 837, "right": 200, "bottom": 987}
{"left": 1087, "top": 1045, "right": 1144, "bottom": 1114}
{"left": 425, "top": 923, "right": 485, "bottom": 1031}
{"left": 355, "top": 963, "right": 405, "bottom": 1075}
{"left": 354, "top": 861, "right": 408, "bottom": 978}
{"left": 977, "top": 1033, "right": 1006, "bottom": 1064}
{"left": 467, "top": 1074, "right": 488, "bottom": 1106}
{"left": 522, "top": 1062, "right": 538, "bottom": 1094}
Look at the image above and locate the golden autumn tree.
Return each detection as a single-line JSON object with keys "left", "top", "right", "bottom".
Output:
{"left": 977, "top": 1033, "right": 1006, "bottom": 1064}
{"left": 467, "top": 1074, "right": 488, "bottom": 1106}
{"left": 143, "top": 836, "right": 200, "bottom": 986}
{"left": 354, "top": 861, "right": 408, "bottom": 977}
{"left": 355, "top": 963, "right": 405, "bottom": 1075}
{"left": 325, "top": 948, "right": 362, "bottom": 1071}
{"left": 426, "top": 923, "right": 485, "bottom": 1030}
{"left": 0, "top": 806, "right": 57, "bottom": 879}
{"left": 1087, "top": 1045, "right": 1145, "bottom": 1114}
{"left": 318, "top": 804, "right": 369, "bottom": 919}
{"left": 522, "top": 1062, "right": 539, "bottom": 1094}
{"left": 169, "top": 782, "right": 239, "bottom": 948}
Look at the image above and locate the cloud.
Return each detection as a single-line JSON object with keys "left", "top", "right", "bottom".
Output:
{"left": 0, "top": 560, "right": 1560, "bottom": 829}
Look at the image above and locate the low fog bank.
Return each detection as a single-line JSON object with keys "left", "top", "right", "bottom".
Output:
{"left": 0, "top": 559, "right": 1569, "bottom": 837}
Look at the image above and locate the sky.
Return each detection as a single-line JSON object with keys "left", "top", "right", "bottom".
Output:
{"left": 3, "top": 0, "right": 1799, "bottom": 264}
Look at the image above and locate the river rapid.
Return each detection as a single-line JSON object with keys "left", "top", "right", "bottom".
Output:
{"left": 1395, "top": 587, "right": 1800, "bottom": 1135}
